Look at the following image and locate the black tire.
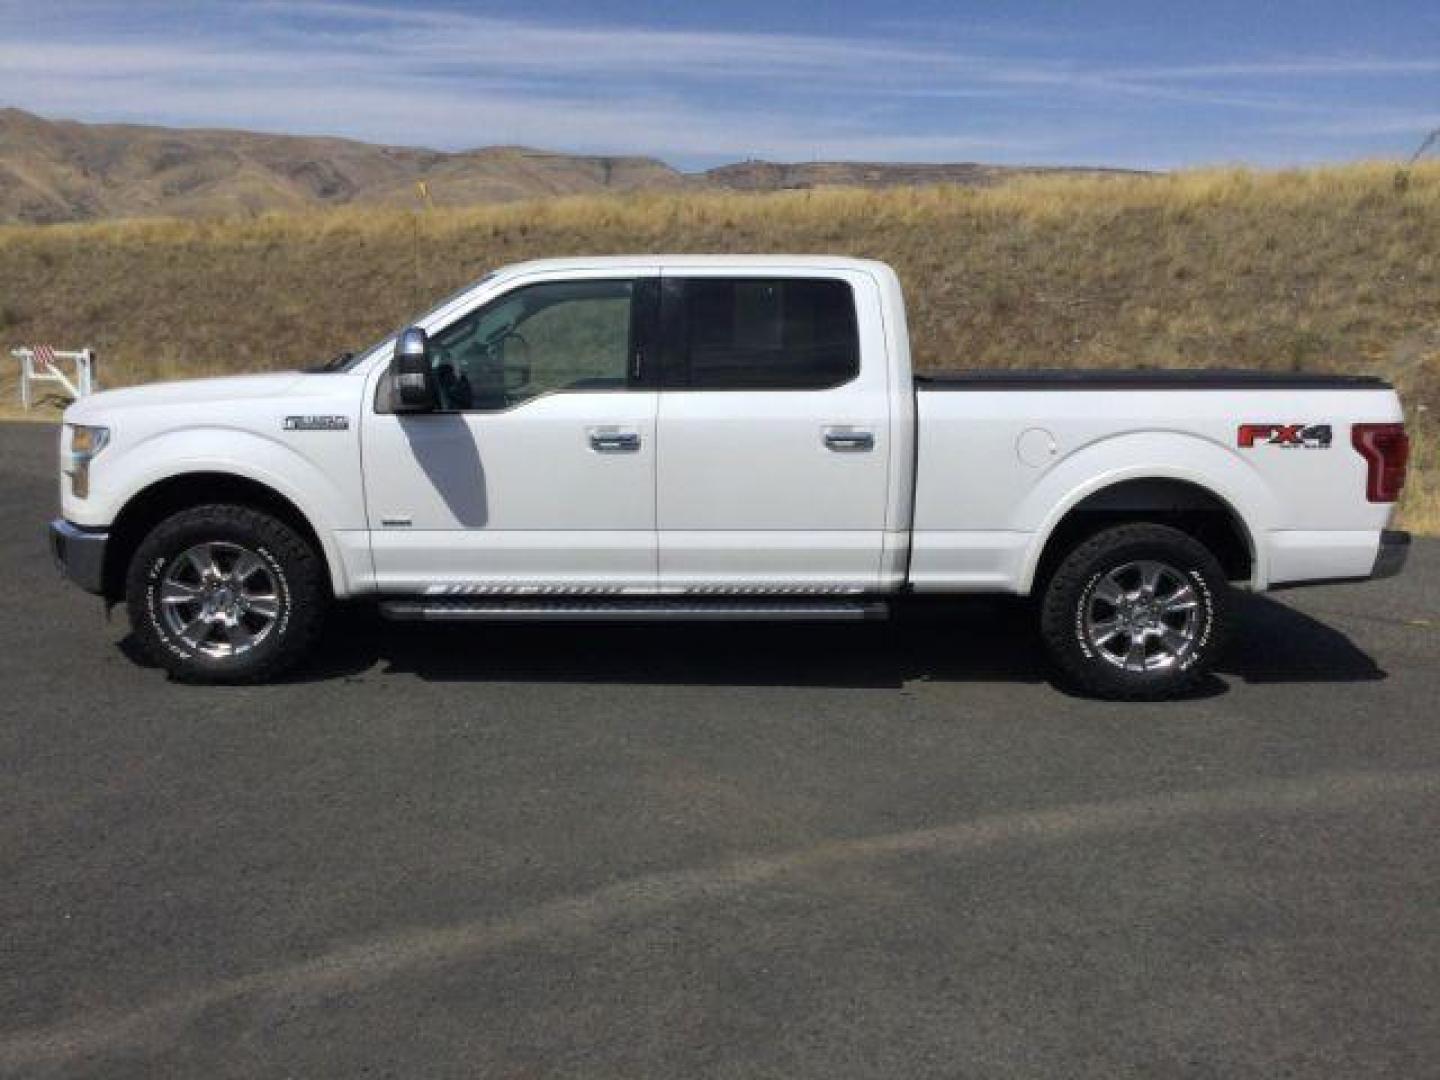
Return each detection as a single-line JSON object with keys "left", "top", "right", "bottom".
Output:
{"left": 1039, "top": 523, "right": 1230, "bottom": 700}
{"left": 125, "top": 504, "right": 328, "bottom": 684}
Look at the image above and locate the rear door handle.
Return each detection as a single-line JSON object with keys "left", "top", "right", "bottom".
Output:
{"left": 823, "top": 429, "right": 875, "bottom": 453}
{"left": 589, "top": 430, "right": 641, "bottom": 453}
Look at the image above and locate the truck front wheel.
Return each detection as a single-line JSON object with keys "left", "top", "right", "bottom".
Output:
{"left": 125, "top": 504, "right": 328, "bottom": 684}
{"left": 1039, "top": 523, "right": 1230, "bottom": 700}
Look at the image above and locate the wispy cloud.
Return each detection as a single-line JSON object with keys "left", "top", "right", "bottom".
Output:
{"left": 0, "top": 47, "right": 1057, "bottom": 161}
{"left": 1107, "top": 58, "right": 1440, "bottom": 80}
{"left": 0, "top": 2, "right": 1080, "bottom": 160}
{"left": 0, "top": 0, "right": 1434, "bottom": 167}
{"left": 255, "top": 1, "right": 990, "bottom": 88}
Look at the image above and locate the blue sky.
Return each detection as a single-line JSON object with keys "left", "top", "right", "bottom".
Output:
{"left": 0, "top": 0, "right": 1436, "bottom": 169}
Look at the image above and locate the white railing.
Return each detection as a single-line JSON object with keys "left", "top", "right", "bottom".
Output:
{"left": 10, "top": 346, "right": 98, "bottom": 409}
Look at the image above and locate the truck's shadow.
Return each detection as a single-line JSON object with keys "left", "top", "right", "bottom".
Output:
{"left": 273, "top": 592, "right": 1385, "bottom": 696}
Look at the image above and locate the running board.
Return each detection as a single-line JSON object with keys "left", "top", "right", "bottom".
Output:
{"left": 379, "top": 597, "right": 891, "bottom": 623}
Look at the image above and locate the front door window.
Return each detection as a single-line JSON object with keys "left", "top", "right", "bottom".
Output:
{"left": 428, "top": 279, "right": 635, "bottom": 410}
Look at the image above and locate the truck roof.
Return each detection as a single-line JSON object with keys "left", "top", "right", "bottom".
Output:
{"left": 494, "top": 255, "right": 893, "bottom": 275}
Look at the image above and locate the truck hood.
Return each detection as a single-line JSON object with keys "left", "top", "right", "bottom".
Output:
{"left": 64, "top": 372, "right": 308, "bottom": 422}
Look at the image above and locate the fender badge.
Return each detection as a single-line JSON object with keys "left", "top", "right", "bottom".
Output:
{"left": 1238, "top": 423, "right": 1331, "bottom": 448}
{"left": 284, "top": 415, "right": 350, "bottom": 431}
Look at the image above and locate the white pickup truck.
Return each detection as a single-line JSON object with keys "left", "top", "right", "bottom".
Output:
{"left": 49, "top": 256, "right": 1411, "bottom": 698}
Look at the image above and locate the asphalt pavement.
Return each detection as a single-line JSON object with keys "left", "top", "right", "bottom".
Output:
{"left": 2, "top": 420, "right": 1437, "bottom": 1078}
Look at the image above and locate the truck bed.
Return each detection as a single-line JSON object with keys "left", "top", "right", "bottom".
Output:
{"left": 908, "top": 374, "right": 1403, "bottom": 593}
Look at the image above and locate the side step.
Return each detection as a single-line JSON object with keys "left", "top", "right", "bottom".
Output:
{"left": 379, "top": 597, "right": 891, "bottom": 623}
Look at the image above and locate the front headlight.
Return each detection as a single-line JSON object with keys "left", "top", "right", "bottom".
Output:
{"left": 65, "top": 424, "right": 110, "bottom": 499}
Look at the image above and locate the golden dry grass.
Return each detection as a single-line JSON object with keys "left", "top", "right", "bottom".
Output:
{"left": 2, "top": 161, "right": 1438, "bottom": 530}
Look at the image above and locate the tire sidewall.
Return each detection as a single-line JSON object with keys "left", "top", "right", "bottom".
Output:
{"left": 127, "top": 509, "right": 316, "bottom": 682}
{"left": 1044, "top": 528, "right": 1229, "bottom": 698}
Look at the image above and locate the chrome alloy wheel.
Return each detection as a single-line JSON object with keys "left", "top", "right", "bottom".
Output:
{"left": 1083, "top": 559, "right": 1202, "bottom": 673}
{"left": 159, "top": 542, "right": 282, "bottom": 658}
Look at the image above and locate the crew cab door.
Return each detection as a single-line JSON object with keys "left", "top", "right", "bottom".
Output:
{"left": 655, "top": 269, "right": 892, "bottom": 591}
{"left": 362, "top": 270, "right": 660, "bottom": 593}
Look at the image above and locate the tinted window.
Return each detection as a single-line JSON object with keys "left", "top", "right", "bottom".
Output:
{"left": 429, "top": 279, "right": 634, "bottom": 410}
{"left": 674, "top": 278, "right": 859, "bottom": 390}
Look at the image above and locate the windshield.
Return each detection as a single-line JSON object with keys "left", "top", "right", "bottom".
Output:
{"left": 320, "top": 272, "right": 498, "bottom": 372}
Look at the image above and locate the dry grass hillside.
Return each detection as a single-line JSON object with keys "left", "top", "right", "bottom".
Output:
{"left": 1, "top": 161, "right": 1437, "bottom": 530}
{"left": 705, "top": 160, "right": 1143, "bottom": 191}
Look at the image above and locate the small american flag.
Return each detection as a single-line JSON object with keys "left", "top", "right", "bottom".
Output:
{"left": 32, "top": 344, "right": 56, "bottom": 367}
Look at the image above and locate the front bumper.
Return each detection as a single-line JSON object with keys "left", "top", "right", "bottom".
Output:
{"left": 48, "top": 519, "right": 108, "bottom": 596}
{"left": 1371, "top": 528, "right": 1411, "bottom": 580}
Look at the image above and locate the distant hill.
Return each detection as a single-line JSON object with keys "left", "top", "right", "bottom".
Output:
{"left": 0, "top": 108, "right": 1140, "bottom": 224}
{"left": 0, "top": 108, "right": 687, "bottom": 223}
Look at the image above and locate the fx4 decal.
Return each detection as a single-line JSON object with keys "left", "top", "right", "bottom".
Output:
{"left": 1237, "top": 423, "right": 1332, "bottom": 449}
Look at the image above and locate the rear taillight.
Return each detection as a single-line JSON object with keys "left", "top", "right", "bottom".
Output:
{"left": 1351, "top": 423, "right": 1409, "bottom": 503}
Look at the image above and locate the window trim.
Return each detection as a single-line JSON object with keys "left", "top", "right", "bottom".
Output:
{"left": 658, "top": 276, "right": 862, "bottom": 393}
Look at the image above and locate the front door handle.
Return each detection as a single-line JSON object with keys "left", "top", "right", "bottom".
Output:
{"left": 823, "top": 429, "right": 875, "bottom": 453}
{"left": 589, "top": 430, "right": 641, "bottom": 453}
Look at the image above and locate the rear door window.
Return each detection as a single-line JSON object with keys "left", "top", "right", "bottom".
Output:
{"left": 663, "top": 278, "right": 859, "bottom": 390}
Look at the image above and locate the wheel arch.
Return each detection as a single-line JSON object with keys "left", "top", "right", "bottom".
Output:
{"left": 102, "top": 472, "right": 343, "bottom": 602}
{"left": 1025, "top": 475, "right": 1259, "bottom": 596}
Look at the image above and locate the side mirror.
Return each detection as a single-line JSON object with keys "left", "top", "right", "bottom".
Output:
{"left": 390, "top": 327, "right": 436, "bottom": 412}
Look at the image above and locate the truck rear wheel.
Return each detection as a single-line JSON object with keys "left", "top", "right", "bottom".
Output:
{"left": 125, "top": 504, "right": 328, "bottom": 684}
{"left": 1039, "top": 523, "right": 1229, "bottom": 700}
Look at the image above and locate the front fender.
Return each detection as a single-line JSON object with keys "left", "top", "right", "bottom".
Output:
{"left": 1016, "top": 431, "right": 1278, "bottom": 592}
{"left": 71, "top": 426, "right": 364, "bottom": 597}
